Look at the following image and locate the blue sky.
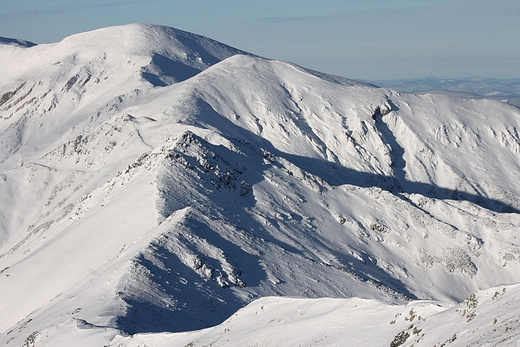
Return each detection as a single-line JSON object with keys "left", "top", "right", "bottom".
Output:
{"left": 1, "top": 0, "right": 519, "bottom": 81}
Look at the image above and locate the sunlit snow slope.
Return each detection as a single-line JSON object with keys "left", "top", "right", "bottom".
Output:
{"left": 0, "top": 24, "right": 519, "bottom": 346}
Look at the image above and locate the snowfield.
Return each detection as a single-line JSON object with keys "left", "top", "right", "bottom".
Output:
{"left": 0, "top": 24, "right": 519, "bottom": 346}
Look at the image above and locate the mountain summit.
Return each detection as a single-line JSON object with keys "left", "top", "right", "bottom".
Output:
{"left": 1, "top": 24, "right": 519, "bottom": 346}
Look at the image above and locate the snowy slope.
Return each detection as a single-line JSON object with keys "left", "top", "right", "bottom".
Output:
{"left": 5, "top": 283, "right": 520, "bottom": 346}
{"left": 105, "top": 283, "right": 520, "bottom": 347}
{"left": 0, "top": 24, "right": 519, "bottom": 346}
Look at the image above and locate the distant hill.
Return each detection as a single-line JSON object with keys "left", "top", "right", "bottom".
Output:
{"left": 372, "top": 76, "right": 520, "bottom": 107}
{"left": 0, "top": 36, "right": 36, "bottom": 47}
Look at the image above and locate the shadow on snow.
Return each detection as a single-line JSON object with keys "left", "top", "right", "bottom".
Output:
{"left": 117, "top": 96, "right": 518, "bottom": 335}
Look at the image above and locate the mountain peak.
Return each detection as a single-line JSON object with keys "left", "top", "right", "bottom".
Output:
{"left": 0, "top": 23, "right": 247, "bottom": 94}
{"left": 56, "top": 23, "right": 248, "bottom": 81}
{"left": 62, "top": 24, "right": 242, "bottom": 56}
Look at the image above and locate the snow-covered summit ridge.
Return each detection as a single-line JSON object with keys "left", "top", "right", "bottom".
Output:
{"left": 0, "top": 23, "right": 247, "bottom": 88}
{"left": 1, "top": 24, "right": 520, "bottom": 346}
{"left": 58, "top": 23, "right": 250, "bottom": 85}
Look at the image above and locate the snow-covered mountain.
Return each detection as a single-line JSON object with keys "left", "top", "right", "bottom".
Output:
{"left": 0, "top": 24, "right": 519, "bottom": 346}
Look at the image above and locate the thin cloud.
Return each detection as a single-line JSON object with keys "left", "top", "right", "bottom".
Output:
{"left": 0, "top": 0, "right": 170, "bottom": 22}
{"left": 257, "top": 15, "right": 333, "bottom": 23}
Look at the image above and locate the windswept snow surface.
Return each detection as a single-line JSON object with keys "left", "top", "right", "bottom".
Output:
{"left": 0, "top": 24, "right": 519, "bottom": 346}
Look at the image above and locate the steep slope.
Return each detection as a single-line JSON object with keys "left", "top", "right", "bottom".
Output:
{"left": 0, "top": 24, "right": 519, "bottom": 346}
